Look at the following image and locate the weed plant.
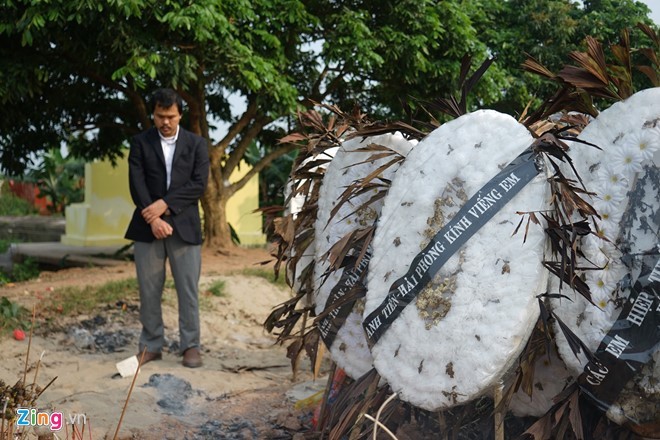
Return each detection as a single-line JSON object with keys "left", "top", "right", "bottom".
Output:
{"left": 10, "top": 258, "right": 39, "bottom": 282}
{"left": 0, "top": 297, "right": 29, "bottom": 335}
{"left": 0, "top": 258, "right": 40, "bottom": 287}
{"left": 46, "top": 278, "right": 140, "bottom": 316}
{"left": 205, "top": 280, "right": 226, "bottom": 297}
{"left": 238, "top": 267, "right": 289, "bottom": 288}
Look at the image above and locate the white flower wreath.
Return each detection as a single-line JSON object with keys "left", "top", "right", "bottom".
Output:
{"left": 364, "top": 110, "right": 550, "bottom": 411}
{"left": 549, "top": 87, "right": 660, "bottom": 425}
{"left": 314, "top": 133, "right": 414, "bottom": 379}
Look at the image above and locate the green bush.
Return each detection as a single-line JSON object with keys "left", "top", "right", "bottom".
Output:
{"left": 0, "top": 192, "right": 37, "bottom": 216}
{"left": 0, "top": 296, "right": 30, "bottom": 334}
{"left": 0, "top": 239, "right": 11, "bottom": 253}
{"left": 10, "top": 258, "right": 40, "bottom": 282}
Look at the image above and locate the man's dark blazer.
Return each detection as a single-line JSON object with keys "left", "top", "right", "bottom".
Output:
{"left": 125, "top": 126, "right": 210, "bottom": 245}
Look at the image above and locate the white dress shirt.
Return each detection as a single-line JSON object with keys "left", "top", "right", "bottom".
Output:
{"left": 159, "top": 126, "right": 179, "bottom": 189}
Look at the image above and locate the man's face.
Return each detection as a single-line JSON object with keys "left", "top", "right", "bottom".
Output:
{"left": 153, "top": 104, "right": 181, "bottom": 138}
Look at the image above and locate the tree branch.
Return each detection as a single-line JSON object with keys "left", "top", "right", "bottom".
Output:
{"left": 229, "top": 141, "right": 299, "bottom": 194}
{"left": 54, "top": 48, "right": 151, "bottom": 129}
{"left": 214, "top": 98, "right": 260, "bottom": 151}
{"left": 222, "top": 112, "right": 273, "bottom": 177}
{"left": 309, "top": 64, "right": 330, "bottom": 102}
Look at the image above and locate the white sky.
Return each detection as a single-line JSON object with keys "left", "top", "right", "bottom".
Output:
{"left": 640, "top": 0, "right": 660, "bottom": 23}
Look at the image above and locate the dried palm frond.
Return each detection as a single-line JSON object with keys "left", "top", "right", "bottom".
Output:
{"left": 499, "top": 317, "right": 554, "bottom": 414}
{"left": 636, "top": 23, "right": 660, "bottom": 86}
{"left": 511, "top": 127, "right": 600, "bottom": 305}
{"left": 416, "top": 55, "right": 495, "bottom": 124}
{"left": 319, "top": 226, "right": 374, "bottom": 280}
{"left": 527, "top": 115, "right": 590, "bottom": 140}
{"left": 522, "top": 26, "right": 660, "bottom": 126}
{"left": 317, "top": 368, "right": 392, "bottom": 439}
{"left": 519, "top": 377, "right": 649, "bottom": 440}
{"left": 265, "top": 107, "right": 351, "bottom": 376}
{"left": 267, "top": 103, "right": 420, "bottom": 378}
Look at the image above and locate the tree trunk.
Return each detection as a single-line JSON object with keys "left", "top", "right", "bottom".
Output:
{"left": 201, "top": 182, "right": 234, "bottom": 251}
{"left": 196, "top": 102, "right": 283, "bottom": 251}
{"left": 200, "top": 139, "right": 235, "bottom": 251}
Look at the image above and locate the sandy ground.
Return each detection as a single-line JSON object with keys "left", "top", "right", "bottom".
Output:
{"left": 0, "top": 247, "right": 327, "bottom": 439}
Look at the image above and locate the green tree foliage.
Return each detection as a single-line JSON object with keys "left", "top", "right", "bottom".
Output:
{"left": 476, "top": 0, "right": 655, "bottom": 115}
{"left": 0, "top": 0, "right": 655, "bottom": 247}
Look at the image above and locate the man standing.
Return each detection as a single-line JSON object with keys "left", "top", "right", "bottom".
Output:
{"left": 125, "top": 88, "right": 210, "bottom": 368}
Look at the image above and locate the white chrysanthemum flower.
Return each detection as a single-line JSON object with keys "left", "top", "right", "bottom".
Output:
{"left": 581, "top": 234, "right": 602, "bottom": 256}
{"left": 596, "top": 164, "right": 629, "bottom": 189}
{"left": 611, "top": 143, "right": 644, "bottom": 175}
{"left": 593, "top": 199, "right": 624, "bottom": 225}
{"left": 582, "top": 251, "right": 623, "bottom": 284}
{"left": 600, "top": 257, "right": 625, "bottom": 283}
{"left": 583, "top": 249, "right": 607, "bottom": 269}
{"left": 593, "top": 219, "right": 619, "bottom": 242}
{"left": 586, "top": 274, "right": 616, "bottom": 305}
{"left": 595, "top": 187, "right": 626, "bottom": 212}
{"left": 600, "top": 239, "right": 618, "bottom": 257}
{"left": 586, "top": 229, "right": 622, "bottom": 256}
{"left": 624, "top": 129, "right": 660, "bottom": 161}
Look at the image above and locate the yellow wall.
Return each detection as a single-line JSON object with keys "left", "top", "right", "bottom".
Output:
{"left": 225, "top": 161, "right": 267, "bottom": 245}
{"left": 62, "top": 159, "right": 133, "bottom": 246}
{"left": 62, "top": 155, "right": 265, "bottom": 246}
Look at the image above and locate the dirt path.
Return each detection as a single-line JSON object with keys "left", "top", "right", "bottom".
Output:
{"left": 1, "top": 247, "right": 326, "bottom": 439}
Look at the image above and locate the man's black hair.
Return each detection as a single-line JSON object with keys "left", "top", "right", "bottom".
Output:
{"left": 151, "top": 88, "right": 183, "bottom": 114}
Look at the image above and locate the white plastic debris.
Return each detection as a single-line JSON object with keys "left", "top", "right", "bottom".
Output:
{"left": 116, "top": 355, "right": 139, "bottom": 378}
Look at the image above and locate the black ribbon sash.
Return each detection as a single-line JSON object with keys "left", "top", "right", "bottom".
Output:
{"left": 578, "top": 249, "right": 660, "bottom": 419}
{"left": 318, "top": 246, "right": 372, "bottom": 347}
{"left": 363, "top": 147, "right": 542, "bottom": 344}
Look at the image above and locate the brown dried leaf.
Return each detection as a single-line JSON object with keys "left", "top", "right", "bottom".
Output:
{"left": 325, "top": 229, "right": 359, "bottom": 271}
{"left": 610, "top": 29, "right": 631, "bottom": 70}
{"left": 568, "top": 389, "right": 585, "bottom": 440}
{"left": 522, "top": 411, "right": 554, "bottom": 440}
{"left": 557, "top": 65, "right": 609, "bottom": 90}
{"left": 302, "top": 329, "right": 322, "bottom": 375}
{"left": 521, "top": 56, "right": 557, "bottom": 80}
{"left": 637, "top": 65, "right": 659, "bottom": 87}
{"left": 314, "top": 282, "right": 366, "bottom": 321}
{"left": 279, "top": 132, "right": 308, "bottom": 144}
{"left": 336, "top": 190, "right": 387, "bottom": 224}
{"left": 326, "top": 369, "right": 383, "bottom": 439}
{"left": 273, "top": 215, "right": 295, "bottom": 245}
{"left": 637, "top": 22, "right": 660, "bottom": 47}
